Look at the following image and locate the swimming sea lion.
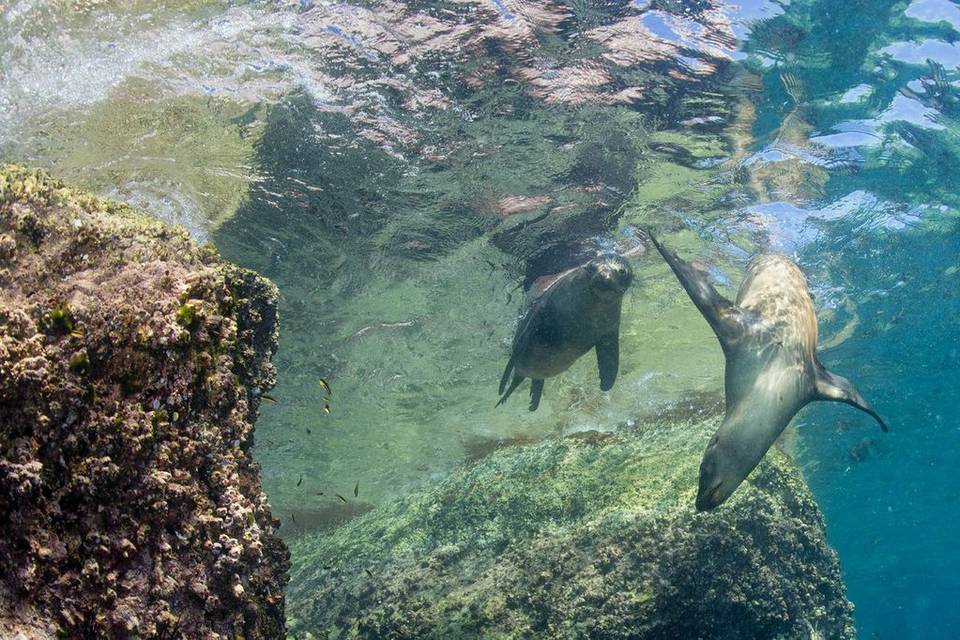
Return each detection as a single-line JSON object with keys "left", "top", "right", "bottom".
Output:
{"left": 497, "top": 252, "right": 633, "bottom": 411}
{"left": 647, "top": 234, "right": 887, "bottom": 511}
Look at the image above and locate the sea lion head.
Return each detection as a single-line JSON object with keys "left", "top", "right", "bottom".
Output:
{"left": 586, "top": 253, "right": 632, "bottom": 300}
{"left": 695, "top": 434, "right": 748, "bottom": 512}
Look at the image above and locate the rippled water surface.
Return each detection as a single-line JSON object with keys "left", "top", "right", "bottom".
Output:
{"left": 3, "top": 0, "right": 960, "bottom": 636}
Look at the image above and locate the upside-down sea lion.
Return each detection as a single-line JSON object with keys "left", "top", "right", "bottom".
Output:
{"left": 648, "top": 233, "right": 887, "bottom": 511}
{"left": 497, "top": 252, "right": 633, "bottom": 411}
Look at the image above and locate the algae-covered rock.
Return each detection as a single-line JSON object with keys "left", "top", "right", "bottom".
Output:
{"left": 0, "top": 165, "right": 288, "bottom": 638}
{"left": 287, "top": 406, "right": 854, "bottom": 639}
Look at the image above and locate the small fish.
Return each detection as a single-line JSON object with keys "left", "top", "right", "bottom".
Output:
{"left": 306, "top": 427, "right": 312, "bottom": 435}
{"left": 323, "top": 402, "right": 331, "bottom": 415}
{"left": 297, "top": 474, "right": 303, "bottom": 487}
{"left": 70, "top": 329, "right": 84, "bottom": 338}
{"left": 364, "top": 568, "right": 373, "bottom": 578}
{"left": 260, "top": 394, "right": 279, "bottom": 403}
{"left": 315, "top": 491, "right": 324, "bottom": 496}
{"left": 353, "top": 481, "right": 359, "bottom": 497}
{"left": 291, "top": 513, "right": 297, "bottom": 524}
{"left": 335, "top": 493, "right": 347, "bottom": 503}
{"left": 319, "top": 378, "right": 332, "bottom": 396}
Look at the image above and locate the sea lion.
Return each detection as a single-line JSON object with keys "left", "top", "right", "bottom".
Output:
{"left": 647, "top": 234, "right": 887, "bottom": 511}
{"left": 497, "top": 252, "right": 633, "bottom": 411}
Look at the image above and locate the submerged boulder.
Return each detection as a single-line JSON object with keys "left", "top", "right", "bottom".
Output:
{"left": 0, "top": 165, "right": 288, "bottom": 638}
{"left": 287, "top": 406, "right": 854, "bottom": 639}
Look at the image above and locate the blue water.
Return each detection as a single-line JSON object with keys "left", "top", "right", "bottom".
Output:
{"left": 740, "top": 1, "right": 960, "bottom": 635}
{"left": 800, "top": 229, "right": 960, "bottom": 637}
{"left": 4, "top": 0, "right": 960, "bottom": 635}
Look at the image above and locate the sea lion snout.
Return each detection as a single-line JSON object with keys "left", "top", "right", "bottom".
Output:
{"left": 695, "top": 441, "right": 742, "bottom": 512}
{"left": 589, "top": 256, "right": 633, "bottom": 297}
{"left": 695, "top": 484, "right": 723, "bottom": 512}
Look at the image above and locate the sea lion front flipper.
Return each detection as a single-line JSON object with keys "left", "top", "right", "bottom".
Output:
{"left": 595, "top": 333, "right": 619, "bottom": 391}
{"left": 498, "top": 299, "right": 541, "bottom": 403}
{"left": 529, "top": 379, "right": 544, "bottom": 411}
{"left": 496, "top": 373, "right": 525, "bottom": 407}
{"left": 814, "top": 366, "right": 889, "bottom": 432}
{"left": 645, "top": 232, "right": 746, "bottom": 349}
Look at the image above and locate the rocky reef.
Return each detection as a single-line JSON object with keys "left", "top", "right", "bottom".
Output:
{"left": 287, "top": 405, "right": 854, "bottom": 639}
{"left": 0, "top": 165, "right": 288, "bottom": 638}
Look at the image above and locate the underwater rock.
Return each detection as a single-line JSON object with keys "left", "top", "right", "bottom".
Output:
{"left": 287, "top": 408, "right": 854, "bottom": 639}
{"left": 0, "top": 165, "right": 288, "bottom": 638}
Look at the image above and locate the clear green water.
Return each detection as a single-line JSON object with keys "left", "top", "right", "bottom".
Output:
{"left": 2, "top": 0, "right": 959, "bottom": 635}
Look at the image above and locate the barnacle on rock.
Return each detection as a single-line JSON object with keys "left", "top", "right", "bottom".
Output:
{"left": 0, "top": 165, "right": 288, "bottom": 638}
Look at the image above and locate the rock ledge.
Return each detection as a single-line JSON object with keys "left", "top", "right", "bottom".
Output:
{"left": 0, "top": 165, "right": 288, "bottom": 639}
{"left": 288, "top": 409, "right": 854, "bottom": 639}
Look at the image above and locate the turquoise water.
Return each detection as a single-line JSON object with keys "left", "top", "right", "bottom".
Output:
{"left": 745, "top": 2, "right": 960, "bottom": 635}
{"left": 3, "top": 0, "right": 960, "bottom": 635}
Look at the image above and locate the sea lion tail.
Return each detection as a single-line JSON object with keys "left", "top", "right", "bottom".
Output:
{"left": 815, "top": 367, "right": 889, "bottom": 432}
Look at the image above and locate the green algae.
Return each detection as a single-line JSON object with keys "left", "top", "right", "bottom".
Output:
{"left": 42, "top": 303, "right": 75, "bottom": 335}
{"left": 176, "top": 302, "right": 198, "bottom": 330}
{"left": 68, "top": 350, "right": 91, "bottom": 375}
{"left": 286, "top": 412, "right": 855, "bottom": 639}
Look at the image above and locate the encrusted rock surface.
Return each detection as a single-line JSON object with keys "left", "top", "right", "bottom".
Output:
{"left": 287, "top": 407, "right": 855, "bottom": 639}
{"left": 0, "top": 165, "right": 288, "bottom": 638}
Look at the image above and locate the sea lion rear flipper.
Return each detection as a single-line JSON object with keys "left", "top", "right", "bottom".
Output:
{"left": 496, "top": 373, "right": 525, "bottom": 408}
{"left": 499, "top": 356, "right": 515, "bottom": 395}
{"left": 815, "top": 367, "right": 889, "bottom": 432}
{"left": 595, "top": 333, "right": 619, "bottom": 391}
{"left": 645, "top": 231, "right": 746, "bottom": 349}
{"left": 529, "top": 379, "right": 544, "bottom": 411}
